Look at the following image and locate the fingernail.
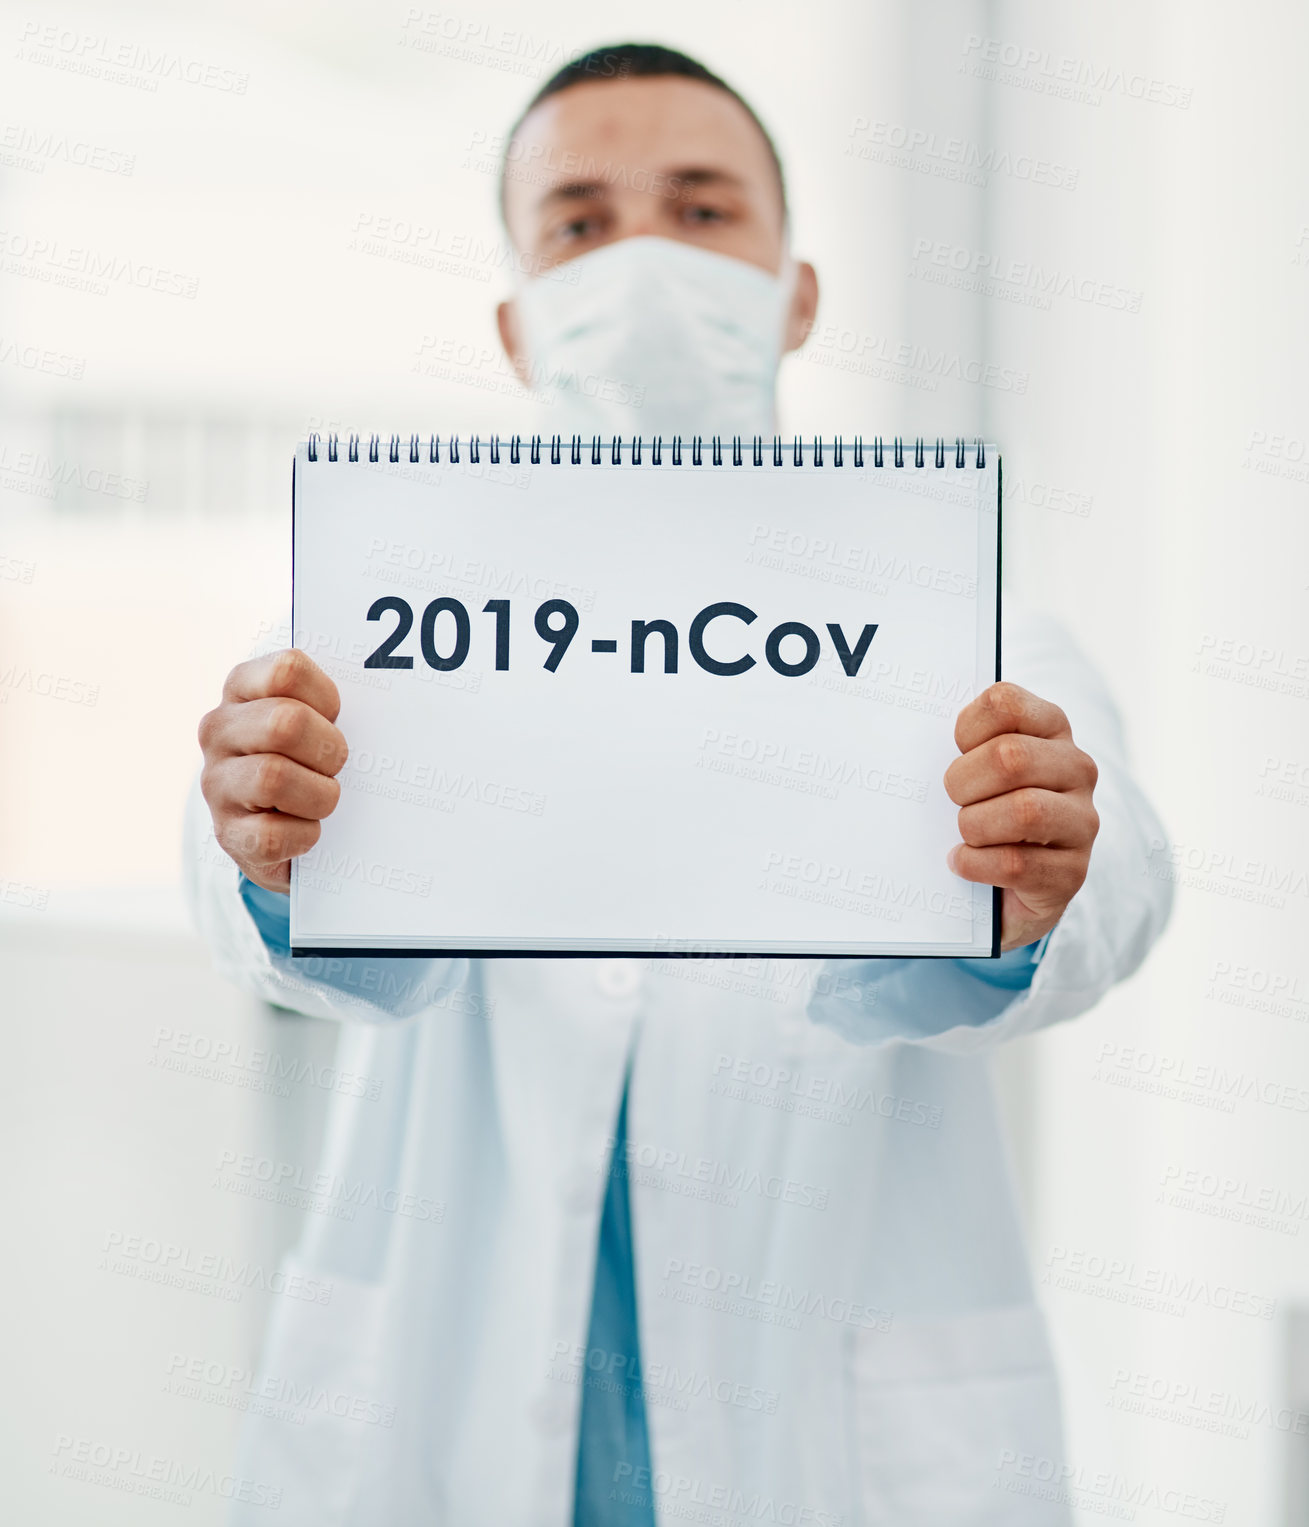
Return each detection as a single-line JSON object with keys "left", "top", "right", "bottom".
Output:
{"left": 947, "top": 845, "right": 961, "bottom": 873}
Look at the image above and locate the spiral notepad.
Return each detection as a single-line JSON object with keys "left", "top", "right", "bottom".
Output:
{"left": 290, "top": 434, "right": 1000, "bottom": 958}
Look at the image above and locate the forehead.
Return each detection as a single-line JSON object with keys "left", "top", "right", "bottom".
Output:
{"left": 502, "top": 75, "right": 783, "bottom": 230}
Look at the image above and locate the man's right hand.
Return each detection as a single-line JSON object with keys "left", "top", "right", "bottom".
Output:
{"left": 198, "top": 649, "right": 348, "bottom": 893}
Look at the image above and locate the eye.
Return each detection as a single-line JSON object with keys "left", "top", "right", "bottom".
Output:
{"left": 681, "top": 204, "right": 728, "bottom": 226}
{"left": 554, "top": 215, "right": 597, "bottom": 242}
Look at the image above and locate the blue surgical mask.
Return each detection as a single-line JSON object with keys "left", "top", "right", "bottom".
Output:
{"left": 512, "top": 236, "right": 796, "bottom": 437}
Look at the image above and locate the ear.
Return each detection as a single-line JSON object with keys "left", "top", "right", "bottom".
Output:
{"left": 782, "top": 260, "right": 819, "bottom": 354}
{"left": 497, "top": 299, "right": 533, "bottom": 387}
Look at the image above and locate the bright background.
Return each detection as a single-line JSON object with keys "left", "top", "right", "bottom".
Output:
{"left": 3, "top": 0, "right": 1309, "bottom": 1521}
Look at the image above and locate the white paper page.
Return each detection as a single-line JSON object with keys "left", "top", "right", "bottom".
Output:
{"left": 290, "top": 440, "right": 999, "bottom": 956}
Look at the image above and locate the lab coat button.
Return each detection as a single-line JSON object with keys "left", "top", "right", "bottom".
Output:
{"left": 595, "top": 959, "right": 641, "bottom": 997}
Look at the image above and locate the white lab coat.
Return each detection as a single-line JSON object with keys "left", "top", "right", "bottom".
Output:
{"left": 185, "top": 600, "right": 1171, "bottom": 1527}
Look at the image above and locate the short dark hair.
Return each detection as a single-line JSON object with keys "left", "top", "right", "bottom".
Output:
{"left": 502, "top": 42, "right": 787, "bottom": 215}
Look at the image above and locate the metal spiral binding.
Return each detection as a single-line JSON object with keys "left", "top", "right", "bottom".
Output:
{"left": 305, "top": 433, "right": 990, "bottom": 467}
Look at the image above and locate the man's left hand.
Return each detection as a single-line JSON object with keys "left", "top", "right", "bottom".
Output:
{"left": 944, "top": 682, "right": 1100, "bottom": 951}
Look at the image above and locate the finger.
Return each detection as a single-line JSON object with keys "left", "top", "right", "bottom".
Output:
{"left": 212, "top": 696, "right": 348, "bottom": 776}
{"left": 947, "top": 841, "right": 1088, "bottom": 901}
{"left": 954, "top": 682, "right": 1071, "bottom": 753}
{"left": 244, "top": 862, "right": 291, "bottom": 894}
{"left": 957, "top": 788, "right": 1099, "bottom": 850}
{"left": 215, "top": 754, "right": 342, "bottom": 820}
{"left": 223, "top": 649, "right": 341, "bottom": 722}
{"left": 944, "top": 733, "right": 1096, "bottom": 806}
{"left": 218, "top": 810, "right": 322, "bottom": 869}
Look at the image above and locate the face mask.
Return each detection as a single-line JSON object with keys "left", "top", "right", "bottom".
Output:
{"left": 511, "top": 236, "right": 795, "bottom": 437}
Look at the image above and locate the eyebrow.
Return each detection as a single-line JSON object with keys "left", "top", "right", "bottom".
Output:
{"left": 535, "top": 166, "right": 746, "bottom": 212}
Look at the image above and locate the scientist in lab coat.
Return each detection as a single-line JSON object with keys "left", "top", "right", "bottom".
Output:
{"left": 188, "top": 43, "right": 1171, "bottom": 1527}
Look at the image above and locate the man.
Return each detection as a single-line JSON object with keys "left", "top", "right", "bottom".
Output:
{"left": 189, "top": 44, "right": 1170, "bottom": 1527}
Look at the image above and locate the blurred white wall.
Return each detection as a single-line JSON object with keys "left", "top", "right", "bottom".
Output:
{"left": 2, "top": 922, "right": 336, "bottom": 1524}
{"left": 0, "top": 0, "right": 946, "bottom": 896}
{"left": 2, "top": 0, "right": 1307, "bottom": 1522}
{"left": 983, "top": 3, "right": 1309, "bottom": 1522}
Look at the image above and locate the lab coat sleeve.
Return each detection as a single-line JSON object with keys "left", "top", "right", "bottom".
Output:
{"left": 805, "top": 603, "right": 1173, "bottom": 1053}
{"left": 183, "top": 773, "right": 468, "bottom": 1022}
